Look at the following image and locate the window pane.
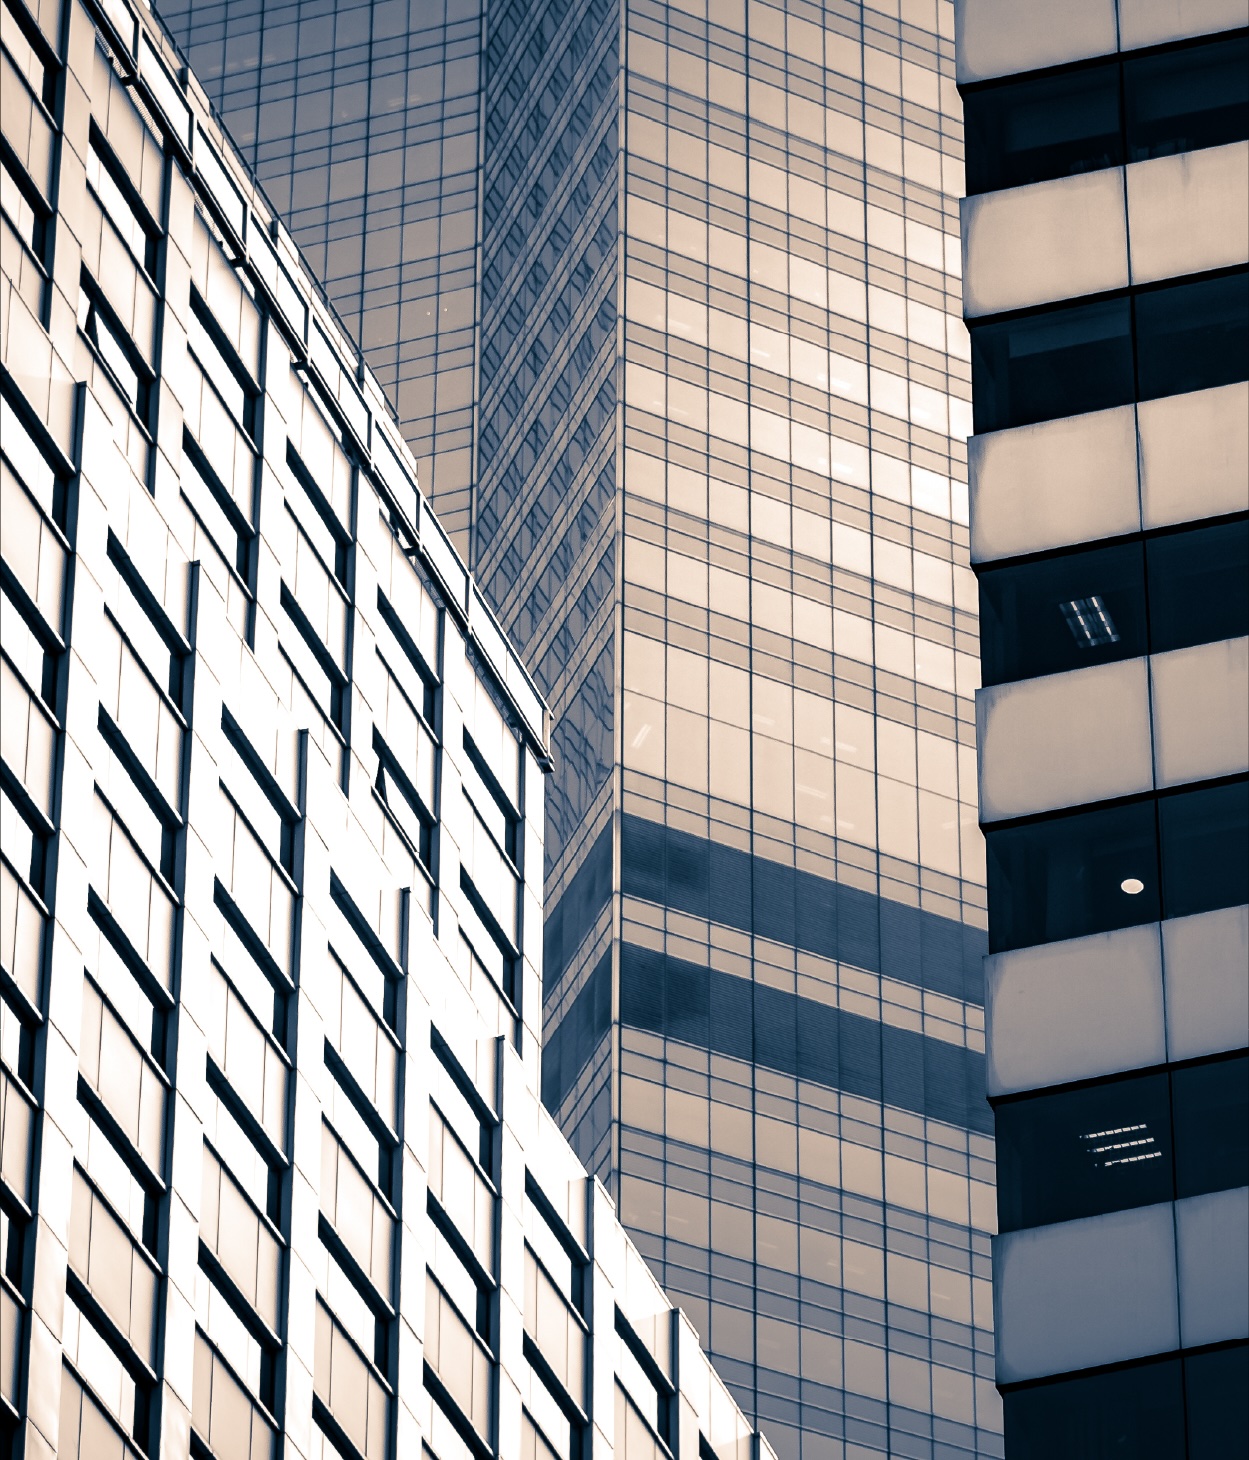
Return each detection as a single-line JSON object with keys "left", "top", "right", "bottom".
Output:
{"left": 1146, "top": 518, "right": 1249, "bottom": 655}
{"left": 979, "top": 542, "right": 1147, "bottom": 686}
{"left": 986, "top": 799, "right": 1159, "bottom": 953}
{"left": 1185, "top": 1345, "right": 1249, "bottom": 1460}
{"left": 971, "top": 297, "right": 1134, "bottom": 433}
{"left": 1003, "top": 1357, "right": 1185, "bottom": 1460}
{"left": 1159, "top": 779, "right": 1249, "bottom": 920}
{"left": 1134, "top": 271, "right": 1249, "bottom": 403}
{"left": 964, "top": 64, "right": 1122, "bottom": 194}
{"left": 995, "top": 1072, "right": 1173, "bottom": 1231}
{"left": 1124, "top": 35, "right": 1249, "bottom": 161}
{"left": 1172, "top": 1055, "right": 1249, "bottom": 1200}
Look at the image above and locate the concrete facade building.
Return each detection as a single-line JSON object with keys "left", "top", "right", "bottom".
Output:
{"left": 956, "top": 0, "right": 1249, "bottom": 1452}
{"left": 155, "top": 2, "right": 1002, "bottom": 1457}
{"left": 0, "top": 1, "right": 783, "bottom": 1457}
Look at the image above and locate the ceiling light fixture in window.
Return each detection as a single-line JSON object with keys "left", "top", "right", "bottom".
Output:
{"left": 1061, "top": 595, "right": 1120, "bottom": 648}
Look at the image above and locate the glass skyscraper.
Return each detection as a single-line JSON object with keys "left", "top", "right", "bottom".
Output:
{"left": 161, "top": 2, "right": 1001, "bottom": 1457}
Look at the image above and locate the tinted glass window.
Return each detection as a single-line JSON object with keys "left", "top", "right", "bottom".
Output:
{"left": 971, "top": 298, "right": 1134, "bottom": 433}
{"left": 979, "top": 542, "right": 1147, "bottom": 686}
{"left": 986, "top": 799, "right": 1159, "bottom": 953}
{"left": 1172, "top": 1054, "right": 1249, "bottom": 1199}
{"left": 1124, "top": 34, "right": 1249, "bottom": 160}
{"left": 996, "top": 1072, "right": 1173, "bottom": 1231}
{"left": 1185, "top": 1345, "right": 1249, "bottom": 1460}
{"left": 1135, "top": 271, "right": 1249, "bottom": 402}
{"left": 1159, "top": 779, "right": 1249, "bottom": 919}
{"left": 1147, "top": 517, "right": 1249, "bottom": 654}
{"left": 964, "top": 64, "right": 1122, "bottom": 195}
{"left": 1003, "top": 1357, "right": 1185, "bottom": 1460}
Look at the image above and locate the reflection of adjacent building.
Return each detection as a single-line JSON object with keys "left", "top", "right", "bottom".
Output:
{"left": 0, "top": 0, "right": 782, "bottom": 1456}
{"left": 957, "top": 0, "right": 1249, "bottom": 1451}
{"left": 160, "top": 2, "right": 1001, "bottom": 1457}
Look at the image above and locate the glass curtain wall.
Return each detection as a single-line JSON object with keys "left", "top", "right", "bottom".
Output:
{"left": 160, "top": 0, "right": 483, "bottom": 546}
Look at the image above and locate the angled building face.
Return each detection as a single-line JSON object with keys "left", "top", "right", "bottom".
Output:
{"left": 0, "top": 1, "right": 784, "bottom": 1458}
{"left": 956, "top": 0, "right": 1249, "bottom": 1452}
{"left": 160, "top": 2, "right": 1002, "bottom": 1458}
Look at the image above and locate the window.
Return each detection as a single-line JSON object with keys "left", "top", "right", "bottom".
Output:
{"left": 964, "top": 62, "right": 1122, "bottom": 194}
{"left": 1146, "top": 517, "right": 1249, "bottom": 654}
{"left": 996, "top": 1070, "right": 1173, "bottom": 1231}
{"left": 1003, "top": 1355, "right": 1186, "bottom": 1460}
{"left": 1003, "top": 1342, "right": 1249, "bottom": 1460}
{"left": 615, "top": 1314, "right": 674, "bottom": 1457}
{"left": 1, "top": 0, "right": 54, "bottom": 109}
{"left": 970, "top": 296, "right": 1133, "bottom": 433}
{"left": 1134, "top": 271, "right": 1249, "bottom": 403}
{"left": 1, "top": 149, "right": 46, "bottom": 258}
{"left": 996, "top": 1053, "right": 1249, "bottom": 1231}
{"left": 962, "top": 34, "right": 1249, "bottom": 195}
{"left": 978, "top": 541, "right": 1147, "bottom": 686}
{"left": 970, "top": 271, "right": 1249, "bottom": 434}
{"left": 77, "top": 281, "right": 151, "bottom": 424}
{"left": 86, "top": 131, "right": 157, "bottom": 277}
{"left": 1123, "top": 33, "right": 1249, "bottom": 161}
{"left": 1172, "top": 1055, "right": 1249, "bottom": 1198}
{"left": 188, "top": 290, "right": 258, "bottom": 439}
{"left": 1159, "top": 779, "right": 1249, "bottom": 919}
{"left": 986, "top": 798, "right": 1156, "bottom": 952}
{"left": 979, "top": 518, "right": 1249, "bottom": 687}
{"left": 987, "top": 780, "right": 1249, "bottom": 953}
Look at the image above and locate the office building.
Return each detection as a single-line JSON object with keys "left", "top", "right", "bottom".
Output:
{"left": 956, "top": 0, "right": 1249, "bottom": 1452}
{"left": 159, "top": 2, "right": 1000, "bottom": 1457}
{"left": 0, "top": 0, "right": 783, "bottom": 1457}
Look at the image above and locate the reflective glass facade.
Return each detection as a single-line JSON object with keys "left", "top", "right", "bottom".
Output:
{"left": 0, "top": 3, "right": 780, "bottom": 1459}
{"left": 958, "top": 0, "right": 1249, "bottom": 1452}
{"left": 158, "top": 2, "right": 1001, "bottom": 1457}
{"left": 159, "top": 0, "right": 485, "bottom": 549}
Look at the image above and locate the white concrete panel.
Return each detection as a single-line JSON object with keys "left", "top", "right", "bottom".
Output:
{"left": 963, "top": 171, "right": 1129, "bottom": 317}
{"left": 986, "top": 925, "right": 1165, "bottom": 1097}
{"left": 1177, "top": 1188, "right": 1249, "bottom": 1349}
{"left": 1118, "top": 0, "right": 1249, "bottom": 50}
{"left": 956, "top": 0, "right": 1118, "bottom": 82}
{"left": 970, "top": 406, "right": 1140, "bottom": 564}
{"left": 1128, "top": 144, "right": 1249, "bottom": 285}
{"left": 994, "top": 1204, "right": 1180, "bottom": 1383}
{"left": 1138, "top": 382, "right": 1249, "bottom": 529}
{"left": 1163, "top": 905, "right": 1249, "bottom": 1061}
{"left": 1151, "top": 638, "right": 1249, "bottom": 789}
{"left": 977, "top": 658, "right": 1153, "bottom": 822}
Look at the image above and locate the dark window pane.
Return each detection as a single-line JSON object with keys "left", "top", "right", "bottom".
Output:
{"left": 1124, "top": 35, "right": 1249, "bottom": 160}
{"left": 1185, "top": 1345, "right": 1249, "bottom": 1460}
{"left": 986, "top": 800, "right": 1159, "bottom": 953}
{"left": 1135, "top": 271, "right": 1249, "bottom": 402}
{"left": 1147, "top": 518, "right": 1249, "bottom": 654}
{"left": 971, "top": 298, "right": 1134, "bottom": 433}
{"left": 1159, "top": 779, "right": 1249, "bottom": 919}
{"left": 996, "top": 1073, "right": 1174, "bottom": 1231}
{"left": 1003, "top": 1357, "right": 1185, "bottom": 1460}
{"left": 1172, "top": 1055, "right": 1249, "bottom": 1199}
{"left": 964, "top": 64, "right": 1122, "bottom": 194}
{"left": 979, "top": 542, "right": 1147, "bottom": 686}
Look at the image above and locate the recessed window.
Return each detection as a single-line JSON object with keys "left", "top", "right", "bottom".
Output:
{"left": 1159, "top": 779, "right": 1249, "bottom": 921}
{"left": 1146, "top": 517, "right": 1249, "bottom": 654}
{"left": 1134, "top": 271, "right": 1249, "bottom": 403}
{"left": 1172, "top": 1054, "right": 1249, "bottom": 1200}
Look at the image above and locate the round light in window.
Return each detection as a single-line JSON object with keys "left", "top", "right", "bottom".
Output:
{"left": 1121, "top": 877, "right": 1145, "bottom": 896}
